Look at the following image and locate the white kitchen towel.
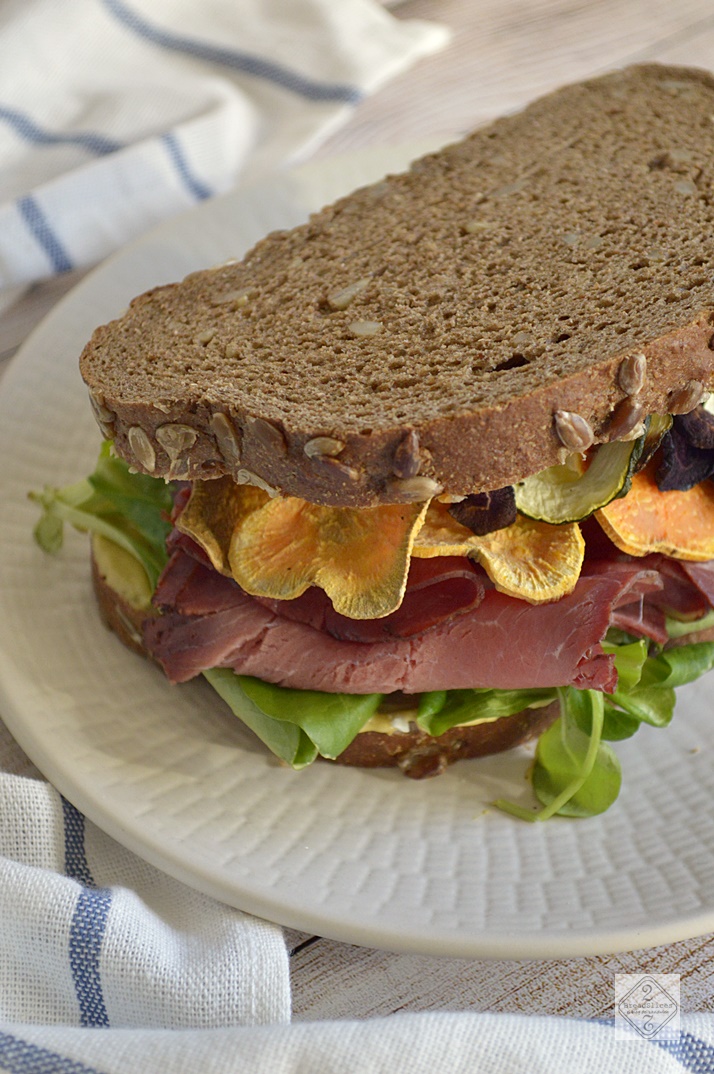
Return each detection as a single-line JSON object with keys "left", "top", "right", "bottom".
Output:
{"left": 0, "top": 771, "right": 290, "bottom": 1031}
{"left": 0, "top": 1008, "right": 711, "bottom": 1073}
{"left": 0, "top": 0, "right": 448, "bottom": 292}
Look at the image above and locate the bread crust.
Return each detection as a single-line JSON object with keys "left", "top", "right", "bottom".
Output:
{"left": 81, "top": 64, "right": 714, "bottom": 506}
{"left": 90, "top": 551, "right": 559, "bottom": 775}
{"left": 334, "top": 704, "right": 559, "bottom": 779}
{"left": 665, "top": 623, "right": 714, "bottom": 646}
{"left": 91, "top": 551, "right": 155, "bottom": 656}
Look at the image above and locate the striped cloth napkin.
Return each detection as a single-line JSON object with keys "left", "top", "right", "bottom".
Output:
{"left": 0, "top": 770, "right": 290, "bottom": 1032}
{"left": 1, "top": 1017, "right": 711, "bottom": 1074}
{"left": 0, "top": 0, "right": 448, "bottom": 296}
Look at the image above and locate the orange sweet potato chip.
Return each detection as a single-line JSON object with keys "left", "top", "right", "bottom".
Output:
{"left": 177, "top": 477, "right": 429, "bottom": 619}
{"left": 596, "top": 461, "right": 714, "bottom": 560}
{"left": 414, "top": 501, "right": 584, "bottom": 603}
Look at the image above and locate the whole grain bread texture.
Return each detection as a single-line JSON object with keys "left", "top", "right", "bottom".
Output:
{"left": 90, "top": 549, "right": 559, "bottom": 775}
{"left": 82, "top": 64, "right": 714, "bottom": 507}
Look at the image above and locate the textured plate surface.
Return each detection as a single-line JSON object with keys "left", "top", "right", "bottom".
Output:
{"left": 2, "top": 147, "right": 714, "bottom": 958}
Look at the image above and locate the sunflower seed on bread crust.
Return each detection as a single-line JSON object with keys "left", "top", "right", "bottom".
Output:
{"left": 554, "top": 411, "right": 594, "bottom": 453}
{"left": 618, "top": 353, "right": 647, "bottom": 396}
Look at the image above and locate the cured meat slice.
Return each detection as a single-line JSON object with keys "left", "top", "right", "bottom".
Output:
{"left": 581, "top": 560, "right": 668, "bottom": 642}
{"left": 610, "top": 601, "right": 668, "bottom": 644}
{"left": 648, "top": 556, "right": 712, "bottom": 620}
{"left": 154, "top": 550, "right": 246, "bottom": 617}
{"left": 678, "top": 560, "right": 714, "bottom": 606}
{"left": 580, "top": 527, "right": 714, "bottom": 639}
{"left": 253, "top": 556, "right": 487, "bottom": 642}
{"left": 144, "top": 551, "right": 665, "bottom": 695}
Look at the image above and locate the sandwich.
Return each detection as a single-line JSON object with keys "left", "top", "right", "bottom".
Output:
{"left": 32, "top": 63, "right": 714, "bottom": 820}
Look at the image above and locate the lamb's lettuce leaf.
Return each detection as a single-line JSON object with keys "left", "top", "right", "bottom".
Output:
{"left": 496, "top": 688, "right": 622, "bottom": 820}
{"left": 603, "top": 638, "right": 649, "bottom": 692}
{"left": 605, "top": 683, "right": 675, "bottom": 728}
{"left": 531, "top": 690, "right": 622, "bottom": 818}
{"left": 30, "top": 442, "right": 173, "bottom": 589}
{"left": 496, "top": 635, "right": 714, "bottom": 820}
{"left": 639, "top": 642, "right": 714, "bottom": 689}
{"left": 600, "top": 641, "right": 714, "bottom": 732}
{"left": 599, "top": 703, "right": 641, "bottom": 742}
{"left": 416, "top": 687, "right": 556, "bottom": 737}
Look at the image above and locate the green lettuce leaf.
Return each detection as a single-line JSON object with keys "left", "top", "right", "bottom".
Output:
{"left": 601, "top": 641, "right": 714, "bottom": 731}
{"left": 205, "top": 670, "right": 383, "bottom": 765}
{"left": 416, "top": 687, "right": 555, "bottom": 738}
{"left": 638, "top": 642, "right": 714, "bottom": 689}
{"left": 496, "top": 688, "right": 622, "bottom": 821}
{"left": 417, "top": 691, "right": 448, "bottom": 723}
{"left": 602, "top": 638, "right": 649, "bottom": 692}
{"left": 665, "top": 609, "right": 714, "bottom": 639}
{"left": 606, "top": 684, "right": 675, "bottom": 728}
{"left": 530, "top": 690, "right": 622, "bottom": 818}
{"left": 600, "top": 702, "right": 641, "bottom": 741}
{"left": 203, "top": 669, "right": 318, "bottom": 768}
{"left": 493, "top": 631, "right": 714, "bottom": 820}
{"left": 30, "top": 441, "right": 174, "bottom": 589}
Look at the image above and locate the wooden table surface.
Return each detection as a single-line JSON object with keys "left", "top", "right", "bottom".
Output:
{"left": 4, "top": 0, "right": 714, "bottom": 1022}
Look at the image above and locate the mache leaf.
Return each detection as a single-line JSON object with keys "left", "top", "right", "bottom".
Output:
{"left": 496, "top": 688, "right": 621, "bottom": 820}
{"left": 417, "top": 687, "right": 555, "bottom": 738}
{"left": 30, "top": 442, "right": 174, "bottom": 589}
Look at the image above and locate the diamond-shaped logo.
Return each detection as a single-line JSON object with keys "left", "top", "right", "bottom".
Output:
{"left": 616, "top": 974, "right": 679, "bottom": 1040}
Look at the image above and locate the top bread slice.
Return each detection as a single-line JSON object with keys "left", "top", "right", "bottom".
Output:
{"left": 81, "top": 63, "right": 714, "bottom": 507}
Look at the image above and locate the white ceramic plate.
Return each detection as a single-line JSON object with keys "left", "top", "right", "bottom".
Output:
{"left": 2, "top": 147, "right": 714, "bottom": 958}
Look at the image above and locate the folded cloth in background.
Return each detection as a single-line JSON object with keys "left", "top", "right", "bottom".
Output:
{"left": 0, "top": 0, "right": 448, "bottom": 293}
{"left": 0, "top": 772, "right": 290, "bottom": 1030}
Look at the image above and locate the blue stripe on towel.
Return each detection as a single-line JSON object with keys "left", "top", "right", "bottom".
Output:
{"left": 61, "top": 798, "right": 95, "bottom": 886}
{"left": 655, "top": 1031, "right": 714, "bottom": 1071}
{"left": 61, "top": 798, "right": 112, "bottom": 1028}
{"left": 0, "top": 1032, "right": 108, "bottom": 1074}
{"left": 0, "top": 105, "right": 122, "bottom": 155}
{"left": 596, "top": 1016, "right": 714, "bottom": 1070}
{"left": 161, "top": 131, "right": 212, "bottom": 200}
{"left": 69, "top": 888, "right": 112, "bottom": 1027}
{"left": 101, "top": 0, "right": 363, "bottom": 103}
{"left": 16, "top": 195, "right": 74, "bottom": 274}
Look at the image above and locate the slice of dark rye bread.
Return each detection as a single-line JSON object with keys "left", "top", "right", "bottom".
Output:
{"left": 90, "top": 549, "right": 559, "bottom": 776}
{"left": 82, "top": 63, "right": 714, "bottom": 508}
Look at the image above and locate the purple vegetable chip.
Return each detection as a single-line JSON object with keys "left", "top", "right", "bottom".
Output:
{"left": 656, "top": 426, "right": 714, "bottom": 491}
{"left": 675, "top": 407, "right": 714, "bottom": 450}
{"left": 448, "top": 486, "right": 517, "bottom": 536}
